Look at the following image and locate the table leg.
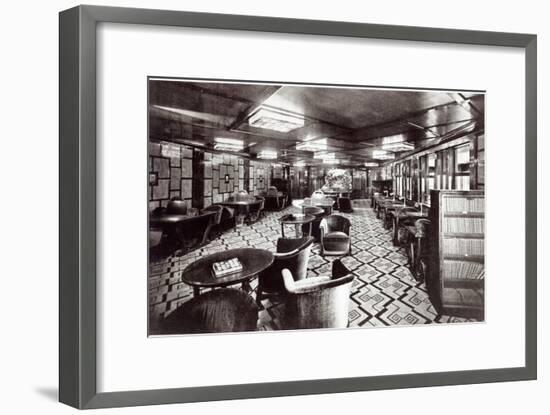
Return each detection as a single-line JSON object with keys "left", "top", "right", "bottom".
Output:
{"left": 281, "top": 223, "right": 286, "bottom": 238}
{"left": 242, "top": 280, "right": 252, "bottom": 293}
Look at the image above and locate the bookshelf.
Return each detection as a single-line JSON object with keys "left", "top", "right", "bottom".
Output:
{"left": 428, "top": 190, "right": 485, "bottom": 318}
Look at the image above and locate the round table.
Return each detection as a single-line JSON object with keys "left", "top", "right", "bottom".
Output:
{"left": 279, "top": 213, "right": 315, "bottom": 238}
{"left": 181, "top": 248, "right": 274, "bottom": 297}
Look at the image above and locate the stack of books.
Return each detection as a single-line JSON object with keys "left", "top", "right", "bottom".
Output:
{"left": 211, "top": 258, "right": 243, "bottom": 278}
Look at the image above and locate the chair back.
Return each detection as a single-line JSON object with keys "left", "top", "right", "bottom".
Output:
{"left": 338, "top": 197, "right": 353, "bottom": 212}
{"left": 151, "top": 206, "right": 166, "bottom": 217}
{"left": 160, "top": 288, "right": 258, "bottom": 334}
{"left": 302, "top": 206, "right": 324, "bottom": 218}
{"left": 396, "top": 206, "right": 417, "bottom": 219}
{"left": 201, "top": 204, "right": 224, "bottom": 225}
{"left": 415, "top": 218, "right": 431, "bottom": 238}
{"left": 321, "top": 215, "right": 351, "bottom": 235}
{"left": 257, "top": 237, "right": 314, "bottom": 295}
{"left": 281, "top": 259, "right": 354, "bottom": 329}
{"left": 166, "top": 198, "right": 187, "bottom": 215}
{"left": 266, "top": 186, "right": 279, "bottom": 196}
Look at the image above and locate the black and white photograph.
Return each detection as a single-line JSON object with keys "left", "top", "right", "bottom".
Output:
{"left": 148, "top": 79, "right": 485, "bottom": 335}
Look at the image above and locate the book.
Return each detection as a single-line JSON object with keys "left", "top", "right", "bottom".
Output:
{"left": 212, "top": 258, "right": 243, "bottom": 278}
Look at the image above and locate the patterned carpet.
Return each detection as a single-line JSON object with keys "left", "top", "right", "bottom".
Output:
{"left": 149, "top": 203, "right": 474, "bottom": 334}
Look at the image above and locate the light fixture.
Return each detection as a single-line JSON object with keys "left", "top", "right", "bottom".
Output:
{"left": 381, "top": 142, "right": 415, "bottom": 152}
{"left": 257, "top": 150, "right": 278, "bottom": 159}
{"left": 323, "top": 159, "right": 340, "bottom": 165}
{"left": 314, "top": 151, "right": 335, "bottom": 160}
{"left": 213, "top": 137, "right": 244, "bottom": 152}
{"left": 294, "top": 161, "right": 306, "bottom": 167}
{"left": 248, "top": 106, "right": 305, "bottom": 133}
{"left": 296, "top": 138, "right": 327, "bottom": 152}
{"left": 364, "top": 162, "right": 379, "bottom": 167}
{"left": 372, "top": 150, "right": 395, "bottom": 160}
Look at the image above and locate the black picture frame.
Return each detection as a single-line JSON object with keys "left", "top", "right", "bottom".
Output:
{"left": 59, "top": 5, "right": 537, "bottom": 409}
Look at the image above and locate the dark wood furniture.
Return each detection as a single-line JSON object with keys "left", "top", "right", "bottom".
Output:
{"left": 404, "top": 219, "right": 431, "bottom": 282}
{"left": 279, "top": 213, "right": 315, "bottom": 238}
{"left": 320, "top": 215, "right": 352, "bottom": 256}
{"left": 338, "top": 196, "right": 353, "bottom": 213}
{"left": 281, "top": 259, "right": 354, "bottom": 329}
{"left": 301, "top": 206, "right": 325, "bottom": 241}
{"left": 160, "top": 288, "right": 258, "bottom": 334}
{"left": 149, "top": 211, "right": 216, "bottom": 256}
{"left": 428, "top": 190, "right": 485, "bottom": 318}
{"left": 256, "top": 236, "right": 314, "bottom": 305}
{"left": 181, "top": 248, "right": 274, "bottom": 297}
{"left": 391, "top": 207, "right": 428, "bottom": 246}
{"left": 264, "top": 187, "right": 287, "bottom": 210}
{"left": 312, "top": 200, "right": 335, "bottom": 215}
{"left": 220, "top": 200, "right": 262, "bottom": 226}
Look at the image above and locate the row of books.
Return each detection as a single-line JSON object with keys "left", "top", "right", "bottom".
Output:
{"left": 443, "top": 196, "right": 484, "bottom": 213}
{"left": 443, "top": 260, "right": 485, "bottom": 280}
{"left": 443, "top": 217, "right": 484, "bottom": 234}
{"left": 443, "top": 238, "right": 485, "bottom": 256}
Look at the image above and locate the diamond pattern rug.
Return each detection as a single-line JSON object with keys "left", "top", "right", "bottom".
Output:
{"left": 149, "top": 205, "right": 475, "bottom": 333}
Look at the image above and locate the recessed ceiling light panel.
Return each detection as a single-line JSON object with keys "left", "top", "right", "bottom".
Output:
{"left": 248, "top": 106, "right": 305, "bottom": 133}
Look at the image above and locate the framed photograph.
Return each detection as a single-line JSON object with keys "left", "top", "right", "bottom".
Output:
{"left": 59, "top": 5, "right": 537, "bottom": 409}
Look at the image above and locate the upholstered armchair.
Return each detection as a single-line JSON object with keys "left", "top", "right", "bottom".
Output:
{"left": 265, "top": 186, "right": 285, "bottom": 210}
{"left": 320, "top": 215, "right": 352, "bottom": 255}
{"left": 338, "top": 196, "right": 353, "bottom": 213}
{"left": 200, "top": 204, "right": 224, "bottom": 239}
{"left": 393, "top": 206, "right": 419, "bottom": 246}
{"left": 166, "top": 198, "right": 188, "bottom": 215}
{"left": 159, "top": 288, "right": 258, "bottom": 334}
{"left": 281, "top": 259, "right": 354, "bottom": 329}
{"left": 256, "top": 236, "right": 314, "bottom": 305}
{"left": 311, "top": 190, "right": 325, "bottom": 199}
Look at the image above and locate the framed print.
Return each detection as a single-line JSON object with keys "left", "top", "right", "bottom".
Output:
{"left": 59, "top": 5, "right": 537, "bottom": 409}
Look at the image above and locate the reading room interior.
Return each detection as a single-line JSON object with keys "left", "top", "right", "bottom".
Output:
{"left": 148, "top": 79, "right": 485, "bottom": 334}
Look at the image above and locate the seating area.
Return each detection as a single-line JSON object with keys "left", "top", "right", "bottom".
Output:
{"left": 148, "top": 79, "right": 485, "bottom": 335}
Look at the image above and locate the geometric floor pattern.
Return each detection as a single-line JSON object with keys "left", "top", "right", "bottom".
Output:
{"left": 149, "top": 203, "right": 475, "bottom": 333}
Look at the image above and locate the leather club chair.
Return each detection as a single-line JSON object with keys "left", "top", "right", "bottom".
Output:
{"left": 393, "top": 206, "right": 418, "bottom": 246}
{"left": 338, "top": 197, "right": 353, "bottom": 213}
{"left": 159, "top": 288, "right": 258, "bottom": 334}
{"left": 256, "top": 236, "right": 314, "bottom": 305}
{"left": 265, "top": 186, "right": 284, "bottom": 210}
{"left": 166, "top": 198, "right": 188, "bottom": 215}
{"left": 320, "top": 215, "right": 352, "bottom": 256}
{"left": 281, "top": 259, "right": 354, "bottom": 329}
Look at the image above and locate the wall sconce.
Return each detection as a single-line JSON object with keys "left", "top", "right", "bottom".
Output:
{"left": 258, "top": 175, "right": 263, "bottom": 183}
{"left": 224, "top": 174, "right": 230, "bottom": 183}
{"left": 149, "top": 172, "right": 158, "bottom": 186}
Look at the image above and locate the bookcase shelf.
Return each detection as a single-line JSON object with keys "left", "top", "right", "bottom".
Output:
{"left": 443, "top": 232, "right": 484, "bottom": 239}
{"left": 428, "top": 190, "right": 485, "bottom": 319}
{"left": 444, "top": 212, "right": 485, "bottom": 218}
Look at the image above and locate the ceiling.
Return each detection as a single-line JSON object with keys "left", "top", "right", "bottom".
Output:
{"left": 148, "top": 79, "right": 484, "bottom": 167}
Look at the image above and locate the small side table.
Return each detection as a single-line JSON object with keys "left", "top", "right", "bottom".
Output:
{"left": 279, "top": 213, "right": 315, "bottom": 238}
